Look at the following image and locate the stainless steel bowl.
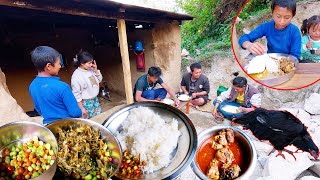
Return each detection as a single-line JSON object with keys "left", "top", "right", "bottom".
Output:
{"left": 191, "top": 125, "right": 257, "bottom": 180}
{"left": 45, "top": 118, "right": 122, "bottom": 179}
{"left": 245, "top": 53, "right": 299, "bottom": 87}
{"left": 103, "top": 102, "right": 198, "bottom": 179}
{"left": 0, "top": 121, "right": 58, "bottom": 180}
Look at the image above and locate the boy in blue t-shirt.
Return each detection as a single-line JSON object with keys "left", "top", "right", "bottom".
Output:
{"left": 29, "top": 46, "right": 82, "bottom": 124}
{"left": 238, "top": 0, "right": 301, "bottom": 59}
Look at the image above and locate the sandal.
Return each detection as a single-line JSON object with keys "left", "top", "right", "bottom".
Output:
{"left": 213, "top": 111, "right": 224, "bottom": 124}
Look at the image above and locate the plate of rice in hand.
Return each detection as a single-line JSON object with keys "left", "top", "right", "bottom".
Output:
{"left": 103, "top": 102, "right": 197, "bottom": 179}
{"left": 178, "top": 94, "right": 190, "bottom": 101}
{"left": 162, "top": 98, "right": 175, "bottom": 106}
{"left": 221, "top": 105, "right": 241, "bottom": 114}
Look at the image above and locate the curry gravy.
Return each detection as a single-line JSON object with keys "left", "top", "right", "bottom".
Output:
{"left": 196, "top": 136, "right": 244, "bottom": 175}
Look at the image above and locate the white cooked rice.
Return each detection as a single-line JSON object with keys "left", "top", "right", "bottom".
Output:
{"left": 116, "top": 107, "right": 181, "bottom": 173}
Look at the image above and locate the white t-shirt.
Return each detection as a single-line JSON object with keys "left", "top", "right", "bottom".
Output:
{"left": 71, "top": 67, "right": 103, "bottom": 102}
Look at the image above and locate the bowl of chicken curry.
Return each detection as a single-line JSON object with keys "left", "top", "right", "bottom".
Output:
{"left": 191, "top": 126, "right": 257, "bottom": 180}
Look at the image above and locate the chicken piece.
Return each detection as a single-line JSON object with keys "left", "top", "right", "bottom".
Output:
{"left": 279, "top": 58, "right": 294, "bottom": 73}
{"left": 226, "top": 129, "right": 235, "bottom": 143}
{"left": 206, "top": 159, "right": 220, "bottom": 180}
{"left": 212, "top": 141, "right": 223, "bottom": 150}
{"left": 221, "top": 163, "right": 231, "bottom": 169}
{"left": 221, "top": 164, "right": 241, "bottom": 180}
{"left": 215, "top": 147, "right": 234, "bottom": 165}
{"left": 215, "top": 130, "right": 228, "bottom": 146}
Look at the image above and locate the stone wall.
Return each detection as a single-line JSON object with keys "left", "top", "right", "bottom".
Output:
{"left": 0, "top": 68, "right": 9, "bottom": 94}
{"left": 0, "top": 68, "right": 31, "bottom": 127}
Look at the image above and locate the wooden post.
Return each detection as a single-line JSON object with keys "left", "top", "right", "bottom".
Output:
{"left": 117, "top": 18, "right": 134, "bottom": 104}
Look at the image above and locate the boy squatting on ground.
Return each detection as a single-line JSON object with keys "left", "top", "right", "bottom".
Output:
{"left": 180, "top": 62, "right": 210, "bottom": 107}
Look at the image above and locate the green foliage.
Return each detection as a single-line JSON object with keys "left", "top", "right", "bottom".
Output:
{"left": 181, "top": 58, "right": 190, "bottom": 69}
{"left": 177, "top": 0, "right": 245, "bottom": 57}
{"left": 178, "top": 0, "right": 217, "bottom": 52}
{"left": 238, "top": 0, "right": 271, "bottom": 21}
{"left": 177, "top": 0, "right": 271, "bottom": 66}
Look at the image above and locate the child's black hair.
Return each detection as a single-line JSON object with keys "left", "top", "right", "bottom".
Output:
{"left": 271, "top": 0, "right": 296, "bottom": 16}
{"left": 232, "top": 75, "right": 247, "bottom": 88}
{"left": 148, "top": 66, "right": 162, "bottom": 78}
{"left": 301, "top": 15, "right": 320, "bottom": 36}
{"left": 190, "top": 62, "right": 202, "bottom": 72}
{"left": 74, "top": 50, "right": 94, "bottom": 67}
{"left": 30, "top": 46, "right": 60, "bottom": 72}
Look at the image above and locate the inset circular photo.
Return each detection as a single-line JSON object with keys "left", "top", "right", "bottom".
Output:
{"left": 232, "top": 0, "right": 320, "bottom": 90}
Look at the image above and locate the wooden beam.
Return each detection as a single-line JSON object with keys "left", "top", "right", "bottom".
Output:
{"left": 117, "top": 18, "right": 134, "bottom": 104}
{"left": 0, "top": 0, "right": 175, "bottom": 23}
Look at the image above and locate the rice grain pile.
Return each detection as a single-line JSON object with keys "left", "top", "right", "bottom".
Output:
{"left": 117, "top": 107, "right": 181, "bottom": 173}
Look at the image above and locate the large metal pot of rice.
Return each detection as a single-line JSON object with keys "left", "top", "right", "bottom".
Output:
{"left": 103, "top": 102, "right": 198, "bottom": 179}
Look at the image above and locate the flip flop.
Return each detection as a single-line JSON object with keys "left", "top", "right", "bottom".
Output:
{"left": 213, "top": 111, "right": 224, "bottom": 124}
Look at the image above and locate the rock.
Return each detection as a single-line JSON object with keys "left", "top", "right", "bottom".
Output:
{"left": 258, "top": 154, "right": 270, "bottom": 168}
{"left": 310, "top": 115, "right": 320, "bottom": 126}
{"left": 307, "top": 124, "right": 320, "bottom": 160}
{"left": 304, "top": 93, "right": 320, "bottom": 115}
{"left": 300, "top": 176, "right": 320, "bottom": 180}
{"left": 261, "top": 84, "right": 320, "bottom": 110}
{"left": 282, "top": 101, "right": 305, "bottom": 109}
{"left": 237, "top": 128, "right": 258, "bottom": 141}
{"left": 255, "top": 177, "right": 276, "bottom": 180}
{"left": 243, "top": 28, "right": 251, "bottom": 34}
{"left": 186, "top": 66, "right": 191, "bottom": 73}
{"left": 297, "top": 108, "right": 311, "bottom": 127}
{"left": 310, "top": 160, "right": 320, "bottom": 177}
{"left": 183, "top": 56, "right": 193, "bottom": 61}
{"left": 279, "top": 107, "right": 299, "bottom": 116}
{"left": 248, "top": 160, "right": 264, "bottom": 180}
{"left": 235, "top": 17, "right": 242, "bottom": 24}
{"left": 0, "top": 85, "right": 32, "bottom": 127}
{"left": 262, "top": 151, "right": 314, "bottom": 180}
{"left": 195, "top": 49, "right": 201, "bottom": 55}
{"left": 0, "top": 68, "right": 10, "bottom": 94}
{"left": 253, "top": 140, "right": 274, "bottom": 157}
{"left": 306, "top": 121, "right": 319, "bottom": 134}
{"left": 175, "top": 166, "right": 198, "bottom": 180}
{"left": 205, "top": 42, "right": 216, "bottom": 49}
{"left": 181, "top": 48, "right": 189, "bottom": 57}
{"left": 297, "top": 169, "right": 320, "bottom": 179}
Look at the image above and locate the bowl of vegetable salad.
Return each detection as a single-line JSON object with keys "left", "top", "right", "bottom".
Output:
{"left": 0, "top": 121, "right": 58, "bottom": 180}
{"left": 46, "top": 118, "right": 122, "bottom": 180}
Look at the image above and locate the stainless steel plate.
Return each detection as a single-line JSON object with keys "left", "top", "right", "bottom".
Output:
{"left": 103, "top": 102, "right": 198, "bottom": 180}
{"left": 245, "top": 53, "right": 299, "bottom": 87}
